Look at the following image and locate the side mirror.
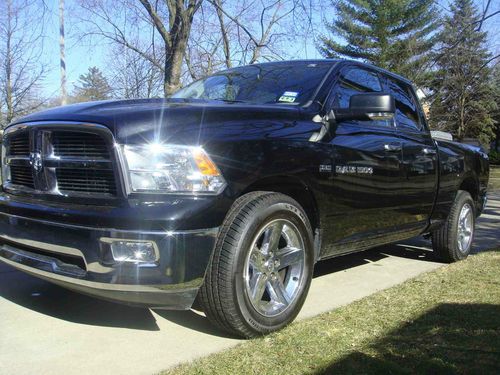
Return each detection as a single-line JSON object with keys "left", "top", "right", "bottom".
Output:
{"left": 333, "top": 93, "right": 395, "bottom": 122}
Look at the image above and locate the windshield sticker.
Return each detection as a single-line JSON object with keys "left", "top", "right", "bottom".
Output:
{"left": 278, "top": 91, "right": 299, "bottom": 103}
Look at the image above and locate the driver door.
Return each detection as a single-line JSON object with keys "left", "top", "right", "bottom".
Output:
{"left": 320, "top": 65, "right": 409, "bottom": 257}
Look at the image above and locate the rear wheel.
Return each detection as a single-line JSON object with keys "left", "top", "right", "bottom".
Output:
{"left": 432, "top": 190, "right": 475, "bottom": 262}
{"left": 199, "top": 191, "right": 314, "bottom": 338}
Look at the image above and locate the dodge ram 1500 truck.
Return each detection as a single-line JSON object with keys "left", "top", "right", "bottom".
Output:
{"left": 0, "top": 60, "right": 489, "bottom": 338}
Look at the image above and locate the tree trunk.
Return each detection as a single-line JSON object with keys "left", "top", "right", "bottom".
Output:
{"left": 458, "top": 95, "right": 466, "bottom": 141}
{"left": 215, "top": 0, "right": 231, "bottom": 69}
{"left": 164, "top": 46, "right": 185, "bottom": 96}
{"left": 163, "top": 11, "right": 193, "bottom": 97}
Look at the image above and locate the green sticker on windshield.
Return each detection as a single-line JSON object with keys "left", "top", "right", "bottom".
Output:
{"left": 279, "top": 91, "right": 298, "bottom": 103}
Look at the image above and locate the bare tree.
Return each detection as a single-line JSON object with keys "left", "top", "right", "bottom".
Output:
{"left": 75, "top": 0, "right": 323, "bottom": 91}
{"left": 181, "top": 0, "right": 322, "bottom": 82}
{"left": 107, "top": 44, "right": 164, "bottom": 99}
{"left": 207, "top": 0, "right": 300, "bottom": 65}
{"left": 0, "top": 0, "right": 48, "bottom": 128}
{"left": 75, "top": 0, "right": 202, "bottom": 97}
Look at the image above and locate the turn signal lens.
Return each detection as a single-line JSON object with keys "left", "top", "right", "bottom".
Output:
{"left": 193, "top": 149, "right": 220, "bottom": 176}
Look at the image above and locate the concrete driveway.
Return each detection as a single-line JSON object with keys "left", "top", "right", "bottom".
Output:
{"left": 0, "top": 192, "right": 498, "bottom": 375}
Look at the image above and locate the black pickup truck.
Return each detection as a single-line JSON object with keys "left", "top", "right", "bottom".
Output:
{"left": 0, "top": 60, "right": 489, "bottom": 337}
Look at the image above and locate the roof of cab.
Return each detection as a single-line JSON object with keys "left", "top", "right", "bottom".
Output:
{"left": 244, "top": 58, "right": 414, "bottom": 86}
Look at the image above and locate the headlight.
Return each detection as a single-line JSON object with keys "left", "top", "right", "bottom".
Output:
{"left": 123, "top": 144, "right": 226, "bottom": 194}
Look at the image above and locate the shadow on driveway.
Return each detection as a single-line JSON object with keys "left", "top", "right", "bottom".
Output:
{"left": 0, "top": 264, "right": 160, "bottom": 331}
{"left": 0, "top": 239, "right": 437, "bottom": 334}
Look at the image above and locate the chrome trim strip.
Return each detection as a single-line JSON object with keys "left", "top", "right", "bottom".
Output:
{"left": 0, "top": 245, "right": 86, "bottom": 278}
{"left": 0, "top": 233, "right": 86, "bottom": 260}
{"left": 0, "top": 255, "right": 198, "bottom": 294}
{"left": 0, "top": 210, "right": 219, "bottom": 236}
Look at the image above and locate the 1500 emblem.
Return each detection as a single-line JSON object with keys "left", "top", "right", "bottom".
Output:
{"left": 335, "top": 165, "right": 373, "bottom": 175}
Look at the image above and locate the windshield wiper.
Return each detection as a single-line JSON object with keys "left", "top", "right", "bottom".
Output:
{"left": 214, "top": 98, "right": 247, "bottom": 104}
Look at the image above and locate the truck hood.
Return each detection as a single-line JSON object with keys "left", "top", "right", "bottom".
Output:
{"left": 11, "top": 98, "right": 303, "bottom": 145}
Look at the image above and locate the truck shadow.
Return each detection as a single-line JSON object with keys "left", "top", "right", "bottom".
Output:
{"left": 0, "top": 238, "right": 437, "bottom": 335}
{"left": 314, "top": 238, "right": 435, "bottom": 277}
{"left": 0, "top": 264, "right": 160, "bottom": 331}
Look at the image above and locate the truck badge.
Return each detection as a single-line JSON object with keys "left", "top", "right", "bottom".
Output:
{"left": 29, "top": 152, "right": 43, "bottom": 173}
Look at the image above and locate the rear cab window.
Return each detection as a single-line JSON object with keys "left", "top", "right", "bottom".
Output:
{"left": 385, "top": 77, "right": 426, "bottom": 133}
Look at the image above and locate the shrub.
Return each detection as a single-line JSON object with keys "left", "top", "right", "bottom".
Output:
{"left": 489, "top": 150, "right": 500, "bottom": 165}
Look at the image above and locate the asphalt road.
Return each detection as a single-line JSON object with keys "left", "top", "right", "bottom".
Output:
{"left": 0, "top": 192, "right": 498, "bottom": 375}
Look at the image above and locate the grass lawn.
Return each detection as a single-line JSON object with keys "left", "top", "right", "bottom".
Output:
{"left": 164, "top": 250, "right": 500, "bottom": 375}
{"left": 490, "top": 166, "right": 500, "bottom": 190}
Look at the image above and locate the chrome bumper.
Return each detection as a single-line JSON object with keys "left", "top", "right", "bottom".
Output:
{"left": 0, "top": 212, "right": 218, "bottom": 309}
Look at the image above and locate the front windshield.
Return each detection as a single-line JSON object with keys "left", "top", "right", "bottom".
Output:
{"left": 172, "top": 62, "right": 332, "bottom": 105}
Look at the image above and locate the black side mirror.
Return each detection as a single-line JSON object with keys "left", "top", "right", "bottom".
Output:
{"left": 332, "top": 93, "right": 395, "bottom": 122}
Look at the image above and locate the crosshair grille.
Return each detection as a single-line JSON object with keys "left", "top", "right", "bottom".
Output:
{"left": 3, "top": 127, "right": 119, "bottom": 197}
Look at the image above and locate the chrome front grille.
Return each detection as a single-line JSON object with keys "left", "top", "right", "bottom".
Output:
{"left": 52, "top": 131, "right": 110, "bottom": 159}
{"left": 56, "top": 168, "right": 117, "bottom": 195}
{"left": 9, "top": 165, "right": 35, "bottom": 188}
{"left": 3, "top": 124, "right": 120, "bottom": 197}
{"left": 8, "top": 134, "right": 30, "bottom": 156}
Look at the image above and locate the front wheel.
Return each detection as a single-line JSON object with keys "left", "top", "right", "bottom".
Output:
{"left": 199, "top": 192, "right": 314, "bottom": 338}
{"left": 432, "top": 190, "right": 475, "bottom": 262}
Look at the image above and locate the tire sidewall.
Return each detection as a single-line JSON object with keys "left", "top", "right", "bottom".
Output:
{"left": 232, "top": 199, "right": 314, "bottom": 334}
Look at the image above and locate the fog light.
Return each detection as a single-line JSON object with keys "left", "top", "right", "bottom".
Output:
{"left": 110, "top": 241, "right": 158, "bottom": 263}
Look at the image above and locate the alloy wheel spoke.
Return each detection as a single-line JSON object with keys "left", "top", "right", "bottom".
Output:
{"left": 267, "top": 277, "right": 290, "bottom": 306}
{"left": 249, "top": 246, "right": 264, "bottom": 271}
{"left": 250, "top": 273, "right": 267, "bottom": 304}
{"left": 276, "top": 246, "right": 303, "bottom": 269}
{"left": 261, "top": 222, "right": 284, "bottom": 254}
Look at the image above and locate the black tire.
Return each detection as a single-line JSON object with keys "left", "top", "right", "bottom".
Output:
{"left": 199, "top": 191, "right": 314, "bottom": 338}
{"left": 431, "top": 190, "right": 475, "bottom": 263}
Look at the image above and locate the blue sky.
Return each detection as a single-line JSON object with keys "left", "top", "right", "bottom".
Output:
{"left": 39, "top": 0, "right": 499, "bottom": 98}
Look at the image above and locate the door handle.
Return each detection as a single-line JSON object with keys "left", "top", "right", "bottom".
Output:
{"left": 422, "top": 147, "right": 437, "bottom": 155}
{"left": 384, "top": 143, "right": 402, "bottom": 152}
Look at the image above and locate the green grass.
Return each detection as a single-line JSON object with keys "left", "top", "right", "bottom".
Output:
{"left": 490, "top": 166, "right": 500, "bottom": 190}
{"left": 163, "top": 251, "right": 500, "bottom": 375}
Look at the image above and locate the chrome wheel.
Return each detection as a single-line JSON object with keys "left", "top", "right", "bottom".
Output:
{"left": 457, "top": 203, "right": 473, "bottom": 253}
{"left": 244, "top": 219, "right": 305, "bottom": 317}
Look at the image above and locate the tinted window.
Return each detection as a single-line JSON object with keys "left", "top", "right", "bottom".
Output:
{"left": 333, "top": 68, "right": 382, "bottom": 108}
{"left": 331, "top": 67, "right": 390, "bottom": 127}
{"left": 387, "top": 78, "right": 422, "bottom": 131}
{"left": 172, "top": 63, "right": 332, "bottom": 105}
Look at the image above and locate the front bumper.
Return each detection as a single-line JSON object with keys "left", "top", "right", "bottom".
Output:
{"left": 0, "top": 212, "right": 218, "bottom": 309}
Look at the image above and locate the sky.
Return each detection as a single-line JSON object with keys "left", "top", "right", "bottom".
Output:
{"left": 40, "top": 0, "right": 109, "bottom": 98}
{"left": 38, "top": 0, "right": 499, "bottom": 98}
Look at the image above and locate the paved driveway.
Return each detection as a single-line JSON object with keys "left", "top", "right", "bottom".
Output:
{"left": 0, "top": 192, "right": 498, "bottom": 375}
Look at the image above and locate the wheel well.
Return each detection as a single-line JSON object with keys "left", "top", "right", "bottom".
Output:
{"left": 459, "top": 177, "right": 479, "bottom": 202}
{"left": 242, "top": 176, "right": 319, "bottom": 231}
